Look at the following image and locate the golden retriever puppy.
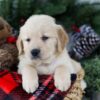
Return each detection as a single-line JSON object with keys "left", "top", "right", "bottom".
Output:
{"left": 17, "top": 15, "right": 86, "bottom": 93}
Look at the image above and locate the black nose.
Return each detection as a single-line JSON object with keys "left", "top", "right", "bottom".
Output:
{"left": 31, "top": 49, "right": 40, "bottom": 58}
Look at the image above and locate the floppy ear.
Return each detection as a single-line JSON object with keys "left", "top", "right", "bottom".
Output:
{"left": 56, "top": 25, "right": 69, "bottom": 53}
{"left": 16, "top": 35, "right": 24, "bottom": 56}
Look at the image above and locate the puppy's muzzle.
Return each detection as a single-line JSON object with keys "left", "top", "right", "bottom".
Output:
{"left": 31, "top": 49, "right": 40, "bottom": 59}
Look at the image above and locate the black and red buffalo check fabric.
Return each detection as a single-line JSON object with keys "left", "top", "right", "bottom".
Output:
{"left": 0, "top": 70, "right": 76, "bottom": 100}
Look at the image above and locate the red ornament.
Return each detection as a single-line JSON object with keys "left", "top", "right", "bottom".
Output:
{"left": 7, "top": 36, "right": 17, "bottom": 43}
{"left": 72, "top": 25, "right": 80, "bottom": 32}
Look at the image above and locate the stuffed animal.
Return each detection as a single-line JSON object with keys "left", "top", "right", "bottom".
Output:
{"left": 0, "top": 17, "right": 18, "bottom": 70}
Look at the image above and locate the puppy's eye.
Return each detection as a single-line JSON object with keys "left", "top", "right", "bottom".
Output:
{"left": 42, "top": 36, "right": 49, "bottom": 41}
{"left": 26, "top": 38, "right": 31, "bottom": 42}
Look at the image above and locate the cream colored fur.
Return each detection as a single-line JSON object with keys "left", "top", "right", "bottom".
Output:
{"left": 17, "top": 15, "right": 86, "bottom": 93}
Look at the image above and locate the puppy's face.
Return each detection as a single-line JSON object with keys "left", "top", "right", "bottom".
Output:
{"left": 17, "top": 15, "right": 68, "bottom": 65}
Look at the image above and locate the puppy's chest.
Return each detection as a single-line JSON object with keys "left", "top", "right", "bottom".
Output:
{"left": 36, "top": 64, "right": 57, "bottom": 75}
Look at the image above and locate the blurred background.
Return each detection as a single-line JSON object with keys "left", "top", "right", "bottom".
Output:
{"left": 0, "top": 0, "right": 100, "bottom": 100}
{"left": 0, "top": 0, "right": 100, "bottom": 32}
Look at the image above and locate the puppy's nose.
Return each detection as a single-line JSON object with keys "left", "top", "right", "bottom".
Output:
{"left": 31, "top": 49, "right": 40, "bottom": 58}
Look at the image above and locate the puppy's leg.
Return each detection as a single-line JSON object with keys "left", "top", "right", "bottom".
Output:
{"left": 54, "top": 66, "right": 71, "bottom": 91}
{"left": 21, "top": 66, "right": 39, "bottom": 93}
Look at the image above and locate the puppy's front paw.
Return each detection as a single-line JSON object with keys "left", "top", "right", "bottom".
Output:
{"left": 22, "top": 76, "right": 39, "bottom": 93}
{"left": 54, "top": 74, "right": 71, "bottom": 91}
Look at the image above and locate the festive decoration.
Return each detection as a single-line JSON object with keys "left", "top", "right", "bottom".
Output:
{"left": 0, "top": 17, "right": 18, "bottom": 70}
{"left": 7, "top": 36, "right": 17, "bottom": 43}
{"left": 69, "top": 25, "right": 100, "bottom": 60}
{"left": 0, "top": 68, "right": 85, "bottom": 100}
{"left": 0, "top": 39, "right": 18, "bottom": 70}
{"left": 0, "top": 49, "right": 13, "bottom": 70}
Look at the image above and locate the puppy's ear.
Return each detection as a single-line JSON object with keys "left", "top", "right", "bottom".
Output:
{"left": 56, "top": 25, "right": 68, "bottom": 53}
{"left": 16, "top": 35, "right": 24, "bottom": 56}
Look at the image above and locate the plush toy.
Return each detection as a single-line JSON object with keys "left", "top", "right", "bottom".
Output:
{"left": 0, "top": 17, "right": 18, "bottom": 70}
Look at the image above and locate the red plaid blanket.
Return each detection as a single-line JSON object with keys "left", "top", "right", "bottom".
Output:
{"left": 0, "top": 70, "right": 76, "bottom": 100}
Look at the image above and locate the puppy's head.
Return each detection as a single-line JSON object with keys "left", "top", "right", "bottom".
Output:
{"left": 17, "top": 15, "right": 68, "bottom": 64}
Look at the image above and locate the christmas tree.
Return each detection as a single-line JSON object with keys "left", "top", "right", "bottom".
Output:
{"left": 0, "top": 0, "right": 100, "bottom": 34}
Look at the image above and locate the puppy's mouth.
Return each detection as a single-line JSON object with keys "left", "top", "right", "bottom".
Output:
{"left": 31, "top": 55, "right": 50, "bottom": 61}
{"left": 40, "top": 56, "right": 51, "bottom": 60}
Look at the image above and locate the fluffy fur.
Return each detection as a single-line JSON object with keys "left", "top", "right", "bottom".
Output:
{"left": 17, "top": 15, "right": 86, "bottom": 93}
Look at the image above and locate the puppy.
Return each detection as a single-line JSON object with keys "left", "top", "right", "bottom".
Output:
{"left": 17, "top": 15, "right": 86, "bottom": 93}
